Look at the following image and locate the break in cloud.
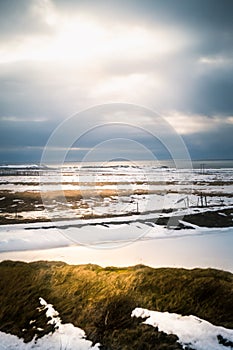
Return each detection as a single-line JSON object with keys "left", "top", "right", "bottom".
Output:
{"left": 0, "top": 0, "right": 233, "bottom": 162}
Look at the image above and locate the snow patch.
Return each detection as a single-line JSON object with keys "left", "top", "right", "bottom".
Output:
{"left": 132, "top": 307, "right": 233, "bottom": 350}
{"left": 0, "top": 298, "right": 100, "bottom": 349}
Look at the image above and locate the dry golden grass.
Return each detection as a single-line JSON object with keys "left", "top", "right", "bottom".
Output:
{"left": 0, "top": 261, "right": 232, "bottom": 349}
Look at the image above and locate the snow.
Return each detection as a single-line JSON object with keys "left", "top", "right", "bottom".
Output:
{"left": 0, "top": 224, "right": 232, "bottom": 272}
{"left": 179, "top": 220, "right": 200, "bottom": 229}
{"left": 0, "top": 216, "right": 229, "bottom": 252}
{"left": 38, "top": 298, "right": 60, "bottom": 326}
{"left": 0, "top": 226, "right": 71, "bottom": 252}
{"left": 0, "top": 298, "right": 100, "bottom": 350}
{"left": 132, "top": 308, "right": 233, "bottom": 350}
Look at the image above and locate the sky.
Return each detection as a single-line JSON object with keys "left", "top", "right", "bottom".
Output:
{"left": 0, "top": 0, "right": 233, "bottom": 163}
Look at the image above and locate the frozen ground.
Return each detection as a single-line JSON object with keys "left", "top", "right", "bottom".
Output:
{"left": 0, "top": 163, "right": 232, "bottom": 349}
{"left": 0, "top": 162, "right": 232, "bottom": 271}
{"left": 0, "top": 163, "right": 232, "bottom": 223}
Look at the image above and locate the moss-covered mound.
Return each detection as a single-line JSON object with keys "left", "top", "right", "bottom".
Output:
{"left": 0, "top": 261, "right": 232, "bottom": 349}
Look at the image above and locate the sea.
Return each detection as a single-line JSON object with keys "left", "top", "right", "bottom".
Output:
{"left": 1, "top": 159, "right": 233, "bottom": 169}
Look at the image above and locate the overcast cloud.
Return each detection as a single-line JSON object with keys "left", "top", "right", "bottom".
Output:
{"left": 0, "top": 0, "right": 232, "bottom": 162}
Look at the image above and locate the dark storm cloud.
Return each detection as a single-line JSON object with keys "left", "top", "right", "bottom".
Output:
{"left": 190, "top": 66, "right": 233, "bottom": 115}
{"left": 183, "top": 123, "right": 233, "bottom": 160}
{"left": 0, "top": 118, "right": 56, "bottom": 163}
{"left": 0, "top": 119, "right": 54, "bottom": 148}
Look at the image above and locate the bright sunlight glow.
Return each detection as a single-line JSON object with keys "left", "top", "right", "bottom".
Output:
{"left": 0, "top": 10, "right": 187, "bottom": 66}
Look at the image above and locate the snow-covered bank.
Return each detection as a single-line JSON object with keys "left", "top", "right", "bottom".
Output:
{"left": 0, "top": 221, "right": 191, "bottom": 252}
{"left": 0, "top": 215, "right": 232, "bottom": 252}
{"left": 132, "top": 308, "right": 233, "bottom": 350}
